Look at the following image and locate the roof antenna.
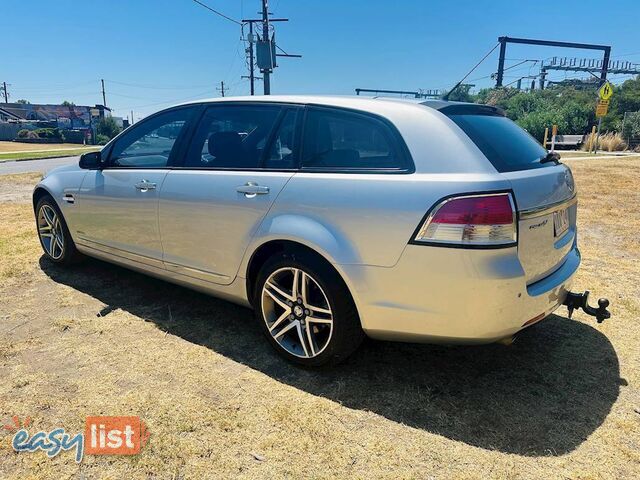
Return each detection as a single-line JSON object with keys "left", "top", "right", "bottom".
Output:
{"left": 442, "top": 43, "right": 500, "bottom": 101}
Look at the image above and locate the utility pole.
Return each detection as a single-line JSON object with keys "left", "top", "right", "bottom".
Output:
{"left": 131, "top": 110, "right": 134, "bottom": 125}
{"left": 1, "top": 82, "right": 8, "bottom": 103}
{"left": 261, "top": 0, "right": 271, "bottom": 95}
{"left": 247, "top": 22, "right": 255, "bottom": 95}
{"left": 241, "top": 20, "right": 268, "bottom": 95}
{"left": 217, "top": 80, "right": 226, "bottom": 97}
{"left": 101, "top": 79, "right": 107, "bottom": 107}
{"left": 192, "top": 0, "right": 299, "bottom": 96}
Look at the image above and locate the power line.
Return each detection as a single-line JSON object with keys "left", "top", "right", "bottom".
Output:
{"left": 104, "top": 79, "right": 213, "bottom": 90}
{"left": 125, "top": 89, "right": 215, "bottom": 110}
{"left": 503, "top": 59, "right": 537, "bottom": 72}
{"left": 443, "top": 43, "right": 501, "bottom": 100}
{"left": 191, "top": 0, "right": 242, "bottom": 26}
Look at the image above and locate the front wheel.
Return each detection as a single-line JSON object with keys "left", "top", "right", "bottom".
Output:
{"left": 254, "top": 251, "right": 364, "bottom": 367}
{"left": 35, "top": 196, "right": 80, "bottom": 265}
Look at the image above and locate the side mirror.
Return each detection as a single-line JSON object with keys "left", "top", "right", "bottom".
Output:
{"left": 79, "top": 151, "right": 102, "bottom": 169}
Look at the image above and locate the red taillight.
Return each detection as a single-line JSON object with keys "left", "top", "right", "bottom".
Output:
{"left": 414, "top": 193, "right": 517, "bottom": 247}
{"left": 430, "top": 195, "right": 515, "bottom": 225}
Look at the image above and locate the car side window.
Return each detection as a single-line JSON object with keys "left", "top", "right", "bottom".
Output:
{"left": 184, "top": 105, "right": 281, "bottom": 169}
{"left": 264, "top": 109, "right": 298, "bottom": 169}
{"left": 109, "top": 108, "right": 192, "bottom": 168}
{"left": 301, "top": 107, "right": 406, "bottom": 171}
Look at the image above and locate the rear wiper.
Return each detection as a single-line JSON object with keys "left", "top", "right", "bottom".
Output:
{"left": 540, "top": 151, "right": 561, "bottom": 164}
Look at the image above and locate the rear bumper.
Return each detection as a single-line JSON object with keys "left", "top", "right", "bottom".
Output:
{"left": 339, "top": 244, "right": 580, "bottom": 343}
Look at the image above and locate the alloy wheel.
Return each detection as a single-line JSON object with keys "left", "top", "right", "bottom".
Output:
{"left": 261, "top": 267, "right": 334, "bottom": 358}
{"left": 37, "top": 204, "right": 65, "bottom": 260}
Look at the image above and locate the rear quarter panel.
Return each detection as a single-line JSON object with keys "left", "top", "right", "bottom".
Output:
{"left": 246, "top": 171, "right": 513, "bottom": 268}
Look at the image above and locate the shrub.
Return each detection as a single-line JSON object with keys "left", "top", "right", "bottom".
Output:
{"left": 97, "top": 117, "right": 121, "bottom": 140}
{"left": 622, "top": 111, "right": 640, "bottom": 141}
{"left": 61, "top": 130, "right": 85, "bottom": 144}
{"left": 95, "top": 134, "right": 110, "bottom": 145}
{"left": 582, "top": 132, "right": 627, "bottom": 152}
{"left": 17, "top": 129, "right": 30, "bottom": 138}
{"left": 516, "top": 109, "right": 567, "bottom": 143}
{"left": 33, "top": 128, "right": 63, "bottom": 140}
{"left": 600, "top": 132, "right": 628, "bottom": 151}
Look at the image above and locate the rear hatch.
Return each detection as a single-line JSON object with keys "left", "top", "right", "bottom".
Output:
{"left": 442, "top": 105, "right": 577, "bottom": 284}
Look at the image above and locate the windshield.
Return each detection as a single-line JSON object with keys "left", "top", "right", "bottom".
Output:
{"left": 447, "top": 113, "right": 550, "bottom": 173}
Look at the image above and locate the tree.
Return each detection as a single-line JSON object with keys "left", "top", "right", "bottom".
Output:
{"left": 16, "top": 99, "right": 30, "bottom": 104}
{"left": 444, "top": 84, "right": 474, "bottom": 103}
{"left": 97, "top": 116, "right": 121, "bottom": 139}
{"left": 61, "top": 100, "right": 75, "bottom": 106}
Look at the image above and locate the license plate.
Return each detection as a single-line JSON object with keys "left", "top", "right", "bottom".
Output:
{"left": 553, "top": 208, "right": 569, "bottom": 238}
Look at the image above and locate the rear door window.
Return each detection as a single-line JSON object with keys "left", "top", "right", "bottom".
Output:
{"left": 446, "top": 112, "right": 549, "bottom": 173}
{"left": 184, "top": 104, "right": 281, "bottom": 169}
{"left": 301, "top": 107, "right": 410, "bottom": 172}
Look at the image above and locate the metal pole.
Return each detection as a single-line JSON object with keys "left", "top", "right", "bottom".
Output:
{"left": 593, "top": 117, "right": 602, "bottom": 154}
{"left": 249, "top": 22, "right": 255, "bottom": 95}
{"left": 101, "top": 79, "right": 107, "bottom": 107}
{"left": 2, "top": 82, "right": 7, "bottom": 103}
{"left": 496, "top": 37, "right": 507, "bottom": 87}
{"left": 601, "top": 47, "right": 611, "bottom": 81}
{"left": 540, "top": 67, "right": 547, "bottom": 90}
{"left": 262, "top": 0, "right": 271, "bottom": 95}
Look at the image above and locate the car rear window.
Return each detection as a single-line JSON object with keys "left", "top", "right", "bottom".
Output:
{"left": 301, "top": 107, "right": 411, "bottom": 172}
{"left": 446, "top": 112, "right": 550, "bottom": 173}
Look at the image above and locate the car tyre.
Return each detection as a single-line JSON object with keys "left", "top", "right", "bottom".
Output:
{"left": 35, "top": 195, "right": 81, "bottom": 265}
{"left": 253, "top": 249, "right": 364, "bottom": 367}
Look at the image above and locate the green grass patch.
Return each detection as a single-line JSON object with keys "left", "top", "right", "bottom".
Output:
{"left": 0, "top": 148, "right": 100, "bottom": 162}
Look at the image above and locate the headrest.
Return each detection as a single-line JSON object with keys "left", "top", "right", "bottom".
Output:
{"left": 208, "top": 131, "right": 242, "bottom": 158}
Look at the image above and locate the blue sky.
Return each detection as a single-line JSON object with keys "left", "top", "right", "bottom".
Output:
{"left": 4, "top": 0, "right": 640, "bottom": 120}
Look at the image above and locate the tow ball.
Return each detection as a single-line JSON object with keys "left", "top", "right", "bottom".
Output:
{"left": 563, "top": 291, "right": 611, "bottom": 323}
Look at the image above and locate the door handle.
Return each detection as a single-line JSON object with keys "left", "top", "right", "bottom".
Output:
{"left": 236, "top": 182, "right": 269, "bottom": 197}
{"left": 135, "top": 180, "right": 157, "bottom": 191}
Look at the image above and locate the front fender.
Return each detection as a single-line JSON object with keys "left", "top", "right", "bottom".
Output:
{"left": 33, "top": 166, "right": 88, "bottom": 237}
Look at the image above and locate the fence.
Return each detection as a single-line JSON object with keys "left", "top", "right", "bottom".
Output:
{"left": 0, "top": 122, "right": 87, "bottom": 143}
{"left": 622, "top": 111, "right": 640, "bottom": 148}
{"left": 0, "top": 122, "right": 35, "bottom": 141}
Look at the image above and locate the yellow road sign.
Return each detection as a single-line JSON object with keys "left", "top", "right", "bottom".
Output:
{"left": 599, "top": 81, "right": 614, "bottom": 101}
{"left": 596, "top": 100, "right": 609, "bottom": 117}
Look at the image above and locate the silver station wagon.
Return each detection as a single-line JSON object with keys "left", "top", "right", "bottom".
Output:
{"left": 34, "top": 96, "right": 610, "bottom": 366}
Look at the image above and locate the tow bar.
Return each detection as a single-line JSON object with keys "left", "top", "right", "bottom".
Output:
{"left": 563, "top": 291, "right": 611, "bottom": 323}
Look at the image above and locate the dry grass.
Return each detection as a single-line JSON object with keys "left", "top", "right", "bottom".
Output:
{"left": 1, "top": 162, "right": 639, "bottom": 479}
{"left": 0, "top": 141, "right": 95, "bottom": 153}
{"left": 582, "top": 132, "right": 628, "bottom": 152}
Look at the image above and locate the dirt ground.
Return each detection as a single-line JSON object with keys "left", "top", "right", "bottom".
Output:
{"left": 0, "top": 158, "right": 639, "bottom": 479}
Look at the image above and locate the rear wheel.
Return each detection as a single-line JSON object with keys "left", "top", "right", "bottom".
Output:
{"left": 35, "top": 195, "right": 80, "bottom": 265}
{"left": 254, "top": 250, "right": 364, "bottom": 367}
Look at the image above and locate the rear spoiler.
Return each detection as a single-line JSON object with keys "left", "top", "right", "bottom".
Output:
{"left": 421, "top": 101, "right": 506, "bottom": 117}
